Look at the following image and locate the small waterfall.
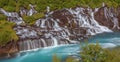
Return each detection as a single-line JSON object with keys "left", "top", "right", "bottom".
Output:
{"left": 67, "top": 7, "right": 112, "bottom": 35}
{"left": 103, "top": 6, "right": 120, "bottom": 29}
{"left": 0, "top": 8, "right": 24, "bottom": 25}
{"left": 112, "top": 17, "right": 120, "bottom": 29}
{"left": 19, "top": 40, "right": 42, "bottom": 51}
{"left": 41, "top": 39, "right": 47, "bottom": 47}
{"left": 27, "top": 4, "right": 37, "bottom": 16}
{"left": 51, "top": 36, "right": 58, "bottom": 46}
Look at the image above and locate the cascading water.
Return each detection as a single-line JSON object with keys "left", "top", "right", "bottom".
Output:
{"left": 67, "top": 7, "right": 112, "bottom": 35}
{"left": 0, "top": 8, "right": 24, "bottom": 25}
{"left": 104, "top": 7, "right": 120, "bottom": 29}
{"left": 0, "top": 4, "right": 120, "bottom": 51}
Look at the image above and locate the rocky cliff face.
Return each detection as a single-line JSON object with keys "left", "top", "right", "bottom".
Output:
{"left": 0, "top": 4, "right": 120, "bottom": 57}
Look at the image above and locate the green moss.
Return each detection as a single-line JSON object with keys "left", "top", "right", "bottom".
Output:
{"left": 0, "top": 14, "right": 7, "bottom": 20}
{"left": 22, "top": 15, "right": 35, "bottom": 26}
{"left": 22, "top": 13, "right": 44, "bottom": 26}
{"left": 0, "top": 0, "right": 120, "bottom": 12}
{"left": 80, "top": 43, "right": 108, "bottom": 62}
{"left": 33, "top": 13, "right": 45, "bottom": 19}
{"left": 0, "top": 20, "right": 18, "bottom": 46}
{"left": 0, "top": 0, "right": 9, "bottom": 8}
{"left": 3, "top": 6, "right": 16, "bottom": 12}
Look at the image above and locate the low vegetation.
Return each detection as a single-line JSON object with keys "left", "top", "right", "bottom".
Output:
{"left": 0, "top": 0, "right": 120, "bottom": 12}
{"left": 0, "top": 20, "right": 18, "bottom": 46}
{"left": 0, "top": 14, "right": 7, "bottom": 20}
{"left": 22, "top": 13, "right": 44, "bottom": 26}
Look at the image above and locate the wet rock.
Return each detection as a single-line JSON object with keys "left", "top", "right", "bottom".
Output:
{"left": 0, "top": 5, "right": 120, "bottom": 53}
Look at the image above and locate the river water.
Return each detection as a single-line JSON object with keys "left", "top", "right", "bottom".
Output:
{"left": 0, "top": 32, "right": 120, "bottom": 62}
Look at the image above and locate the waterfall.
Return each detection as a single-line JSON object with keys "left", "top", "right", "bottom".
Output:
{"left": 18, "top": 38, "right": 69, "bottom": 51}
{"left": 41, "top": 39, "right": 47, "bottom": 47}
{"left": 19, "top": 40, "right": 41, "bottom": 51}
{"left": 67, "top": 7, "right": 112, "bottom": 35}
{"left": 1, "top": 5, "right": 120, "bottom": 51}
{"left": 103, "top": 6, "right": 120, "bottom": 29}
{"left": 51, "top": 36, "right": 58, "bottom": 46}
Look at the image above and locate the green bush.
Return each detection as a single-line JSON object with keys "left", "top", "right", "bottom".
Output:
{"left": 80, "top": 44, "right": 120, "bottom": 62}
{"left": 105, "top": 47, "right": 120, "bottom": 62}
{"left": 22, "top": 13, "right": 44, "bottom": 26}
{"left": 0, "top": 20, "right": 18, "bottom": 46}
{"left": 0, "top": 0, "right": 9, "bottom": 8}
{"left": 22, "top": 15, "right": 36, "bottom": 26}
{"left": 80, "top": 43, "right": 108, "bottom": 62}
{"left": 3, "top": 6, "right": 16, "bottom": 12}
{"left": 0, "top": 14, "right": 7, "bottom": 20}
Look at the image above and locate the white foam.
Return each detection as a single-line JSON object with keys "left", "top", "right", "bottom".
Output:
{"left": 51, "top": 37, "right": 58, "bottom": 46}
{"left": 19, "top": 44, "right": 77, "bottom": 53}
{"left": 100, "top": 43, "right": 117, "bottom": 48}
{"left": 89, "top": 43, "right": 117, "bottom": 48}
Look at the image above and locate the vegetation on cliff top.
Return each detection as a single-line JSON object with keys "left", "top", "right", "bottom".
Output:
{"left": 0, "top": 0, "right": 120, "bottom": 25}
{"left": 0, "top": 0, "right": 120, "bottom": 12}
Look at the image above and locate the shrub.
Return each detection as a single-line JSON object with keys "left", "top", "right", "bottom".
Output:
{"left": 0, "top": 14, "right": 7, "bottom": 20}
{"left": 80, "top": 43, "right": 108, "bottom": 62}
{"left": 80, "top": 44, "right": 120, "bottom": 62}
{"left": 0, "top": 20, "right": 18, "bottom": 46}
{"left": 22, "top": 13, "right": 44, "bottom": 26}
{"left": 3, "top": 6, "right": 16, "bottom": 12}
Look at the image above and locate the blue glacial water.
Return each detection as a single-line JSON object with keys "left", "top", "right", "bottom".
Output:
{"left": 0, "top": 32, "right": 120, "bottom": 62}
{"left": 88, "top": 32, "right": 120, "bottom": 48}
